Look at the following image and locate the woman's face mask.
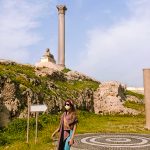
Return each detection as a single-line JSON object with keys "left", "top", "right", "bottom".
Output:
{"left": 65, "top": 104, "right": 71, "bottom": 110}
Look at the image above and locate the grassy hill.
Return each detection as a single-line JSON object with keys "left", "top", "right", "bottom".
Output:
{"left": 0, "top": 62, "right": 99, "bottom": 119}
{"left": 0, "top": 62, "right": 146, "bottom": 150}
{"left": 0, "top": 62, "right": 99, "bottom": 101}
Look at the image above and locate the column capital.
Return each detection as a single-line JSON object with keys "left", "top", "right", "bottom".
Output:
{"left": 56, "top": 5, "right": 67, "bottom": 14}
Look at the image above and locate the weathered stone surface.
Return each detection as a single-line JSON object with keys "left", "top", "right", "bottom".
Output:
{"left": 1, "top": 78, "right": 20, "bottom": 117}
{"left": 126, "top": 95, "right": 143, "bottom": 103}
{"left": 35, "top": 67, "right": 67, "bottom": 81}
{"left": 35, "top": 62, "right": 63, "bottom": 71}
{"left": 65, "top": 71, "right": 100, "bottom": 83}
{"left": 35, "top": 67, "right": 56, "bottom": 77}
{"left": 76, "top": 88, "right": 94, "bottom": 112}
{"left": 94, "top": 81, "right": 139, "bottom": 115}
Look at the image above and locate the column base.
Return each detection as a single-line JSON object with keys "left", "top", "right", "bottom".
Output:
{"left": 58, "top": 64, "right": 65, "bottom": 69}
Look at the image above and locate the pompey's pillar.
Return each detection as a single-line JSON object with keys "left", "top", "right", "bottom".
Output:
{"left": 56, "top": 5, "right": 67, "bottom": 67}
{"left": 143, "top": 69, "right": 150, "bottom": 130}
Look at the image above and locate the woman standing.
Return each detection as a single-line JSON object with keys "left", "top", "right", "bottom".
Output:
{"left": 52, "top": 100, "right": 78, "bottom": 150}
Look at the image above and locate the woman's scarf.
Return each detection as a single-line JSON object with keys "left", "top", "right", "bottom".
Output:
{"left": 57, "top": 112, "right": 78, "bottom": 150}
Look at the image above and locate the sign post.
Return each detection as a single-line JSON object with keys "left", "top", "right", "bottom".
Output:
{"left": 26, "top": 96, "right": 31, "bottom": 143}
{"left": 35, "top": 112, "right": 38, "bottom": 144}
{"left": 27, "top": 104, "right": 47, "bottom": 144}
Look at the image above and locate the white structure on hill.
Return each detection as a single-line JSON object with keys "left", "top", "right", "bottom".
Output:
{"left": 40, "top": 48, "right": 56, "bottom": 63}
{"left": 35, "top": 48, "right": 63, "bottom": 71}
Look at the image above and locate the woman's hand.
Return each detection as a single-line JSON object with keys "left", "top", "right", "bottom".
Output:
{"left": 51, "top": 128, "right": 59, "bottom": 140}
{"left": 51, "top": 132, "right": 56, "bottom": 139}
{"left": 69, "top": 138, "right": 74, "bottom": 146}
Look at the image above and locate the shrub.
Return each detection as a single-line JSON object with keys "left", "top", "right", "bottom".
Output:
{"left": 0, "top": 133, "right": 10, "bottom": 146}
{"left": 6, "top": 117, "right": 45, "bottom": 135}
{"left": 38, "top": 114, "right": 59, "bottom": 127}
{"left": 6, "top": 118, "right": 27, "bottom": 134}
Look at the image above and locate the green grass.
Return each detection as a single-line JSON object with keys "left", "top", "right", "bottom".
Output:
{"left": 125, "top": 90, "right": 144, "bottom": 99}
{"left": 1, "top": 111, "right": 150, "bottom": 150}
{"left": 77, "top": 111, "right": 148, "bottom": 134}
{"left": 61, "top": 68, "right": 71, "bottom": 73}
{"left": 0, "top": 114, "right": 59, "bottom": 150}
{"left": 54, "top": 80, "right": 99, "bottom": 92}
{"left": 123, "top": 100, "right": 145, "bottom": 113}
{"left": 0, "top": 64, "right": 36, "bottom": 79}
{"left": 51, "top": 80, "right": 99, "bottom": 101}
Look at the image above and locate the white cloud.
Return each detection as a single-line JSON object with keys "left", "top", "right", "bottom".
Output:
{"left": 0, "top": 0, "right": 55, "bottom": 62}
{"left": 77, "top": 0, "right": 150, "bottom": 87}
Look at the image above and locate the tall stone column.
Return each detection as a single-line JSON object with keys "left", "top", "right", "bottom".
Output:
{"left": 56, "top": 5, "right": 67, "bottom": 67}
{"left": 143, "top": 69, "right": 150, "bottom": 130}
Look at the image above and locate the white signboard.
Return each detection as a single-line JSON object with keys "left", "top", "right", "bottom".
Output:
{"left": 30, "top": 104, "right": 47, "bottom": 112}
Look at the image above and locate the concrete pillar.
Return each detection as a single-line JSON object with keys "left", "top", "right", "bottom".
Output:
{"left": 56, "top": 5, "right": 67, "bottom": 67}
{"left": 143, "top": 69, "right": 150, "bottom": 130}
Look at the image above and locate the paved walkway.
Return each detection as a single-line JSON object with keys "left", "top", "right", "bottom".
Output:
{"left": 71, "top": 133, "right": 150, "bottom": 150}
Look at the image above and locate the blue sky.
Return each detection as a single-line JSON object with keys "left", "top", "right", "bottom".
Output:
{"left": 0, "top": 0, "right": 150, "bottom": 87}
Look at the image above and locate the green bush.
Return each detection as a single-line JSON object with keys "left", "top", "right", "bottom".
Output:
{"left": 0, "top": 133, "right": 10, "bottom": 146}
{"left": 6, "top": 117, "right": 46, "bottom": 135}
{"left": 6, "top": 118, "right": 27, "bottom": 134}
{"left": 38, "top": 114, "right": 59, "bottom": 127}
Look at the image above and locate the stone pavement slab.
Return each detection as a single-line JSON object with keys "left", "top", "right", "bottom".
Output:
{"left": 71, "top": 133, "right": 150, "bottom": 150}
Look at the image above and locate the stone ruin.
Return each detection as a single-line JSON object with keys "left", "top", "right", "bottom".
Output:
{"left": 35, "top": 48, "right": 63, "bottom": 71}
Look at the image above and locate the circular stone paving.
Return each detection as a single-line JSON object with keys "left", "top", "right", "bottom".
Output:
{"left": 71, "top": 133, "right": 150, "bottom": 150}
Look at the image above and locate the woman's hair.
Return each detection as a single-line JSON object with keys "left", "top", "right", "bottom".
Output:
{"left": 64, "top": 99, "right": 75, "bottom": 112}
{"left": 64, "top": 99, "right": 78, "bottom": 123}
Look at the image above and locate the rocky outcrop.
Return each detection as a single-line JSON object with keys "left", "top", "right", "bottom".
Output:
{"left": 94, "top": 81, "right": 140, "bottom": 115}
{"left": 1, "top": 78, "right": 20, "bottom": 117}
{"left": 65, "top": 71, "right": 100, "bottom": 83}
{"left": 76, "top": 88, "right": 94, "bottom": 112}
{"left": 126, "top": 95, "right": 143, "bottom": 103}
{"left": 0, "top": 66, "right": 97, "bottom": 126}
{"left": 0, "top": 76, "right": 16, "bottom": 127}
{"left": 0, "top": 76, "right": 21, "bottom": 124}
{"left": 35, "top": 67, "right": 67, "bottom": 81}
{"left": 35, "top": 69, "right": 100, "bottom": 83}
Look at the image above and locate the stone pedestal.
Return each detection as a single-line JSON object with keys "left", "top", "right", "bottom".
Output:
{"left": 40, "top": 48, "right": 56, "bottom": 63}
{"left": 143, "top": 69, "right": 150, "bottom": 130}
{"left": 56, "top": 5, "right": 67, "bottom": 68}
